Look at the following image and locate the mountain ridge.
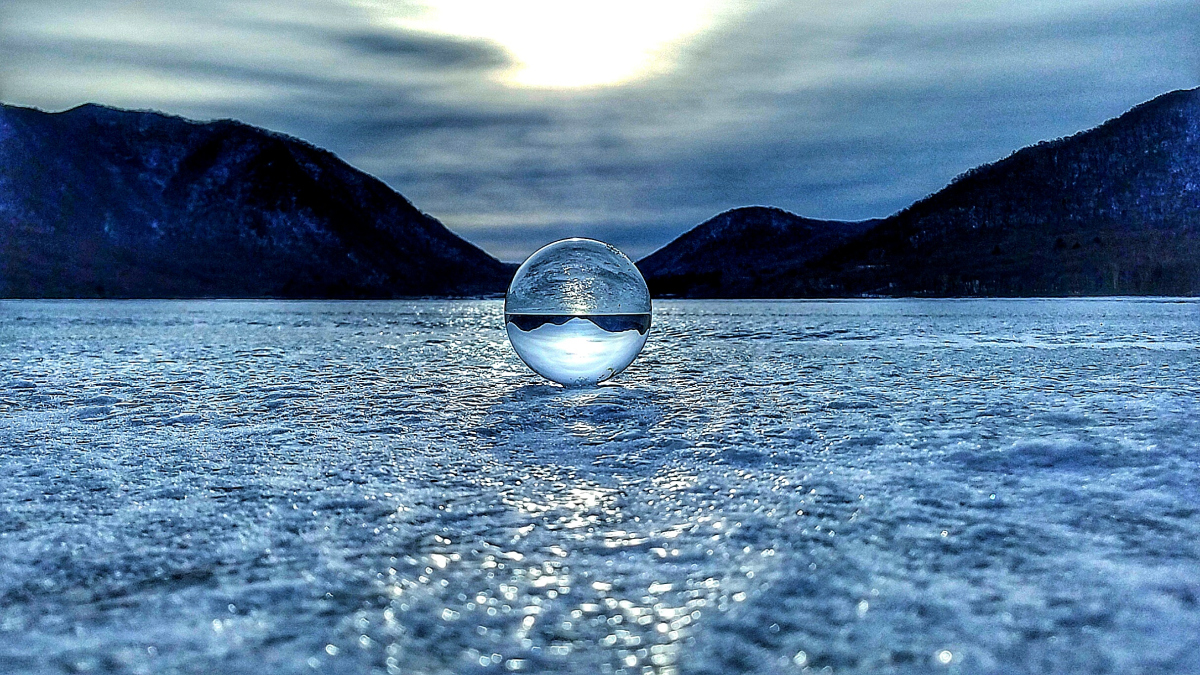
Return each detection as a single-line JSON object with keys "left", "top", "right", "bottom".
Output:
{"left": 638, "top": 206, "right": 878, "bottom": 298}
{"left": 4, "top": 88, "right": 1198, "bottom": 299}
{"left": 0, "top": 102, "right": 510, "bottom": 298}
{"left": 639, "top": 87, "right": 1200, "bottom": 297}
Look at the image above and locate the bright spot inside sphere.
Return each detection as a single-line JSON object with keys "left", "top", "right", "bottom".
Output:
{"left": 505, "top": 238, "right": 651, "bottom": 386}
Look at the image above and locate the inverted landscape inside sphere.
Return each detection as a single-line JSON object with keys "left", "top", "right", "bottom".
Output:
{"left": 505, "top": 239, "right": 652, "bottom": 386}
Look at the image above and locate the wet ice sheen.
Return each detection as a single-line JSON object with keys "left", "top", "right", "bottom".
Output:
{"left": 1, "top": 299, "right": 1200, "bottom": 674}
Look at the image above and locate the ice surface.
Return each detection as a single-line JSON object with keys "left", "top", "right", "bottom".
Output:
{"left": 1, "top": 299, "right": 1200, "bottom": 674}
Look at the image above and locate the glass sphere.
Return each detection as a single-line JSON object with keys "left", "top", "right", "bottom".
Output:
{"left": 505, "top": 238, "right": 652, "bottom": 386}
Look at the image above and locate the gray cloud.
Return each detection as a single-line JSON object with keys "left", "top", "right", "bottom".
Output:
{"left": 2, "top": 0, "right": 1198, "bottom": 261}
{"left": 339, "top": 29, "right": 509, "bottom": 69}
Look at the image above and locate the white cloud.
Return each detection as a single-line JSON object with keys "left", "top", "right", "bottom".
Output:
{"left": 358, "top": 0, "right": 745, "bottom": 87}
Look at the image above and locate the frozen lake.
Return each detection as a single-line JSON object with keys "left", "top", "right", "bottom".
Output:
{"left": 2, "top": 299, "right": 1199, "bottom": 674}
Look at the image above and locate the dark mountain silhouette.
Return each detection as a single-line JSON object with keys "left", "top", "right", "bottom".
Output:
{"left": 640, "top": 87, "right": 1200, "bottom": 297}
{"left": 638, "top": 206, "right": 877, "bottom": 297}
{"left": 0, "top": 103, "right": 510, "bottom": 297}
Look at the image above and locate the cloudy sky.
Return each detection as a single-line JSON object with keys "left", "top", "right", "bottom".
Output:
{"left": 1, "top": 0, "right": 1197, "bottom": 260}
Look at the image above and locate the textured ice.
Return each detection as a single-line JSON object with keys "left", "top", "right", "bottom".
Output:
{"left": 2, "top": 299, "right": 1200, "bottom": 674}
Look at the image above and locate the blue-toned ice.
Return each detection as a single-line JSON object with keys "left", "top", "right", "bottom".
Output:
{"left": 1, "top": 299, "right": 1199, "bottom": 674}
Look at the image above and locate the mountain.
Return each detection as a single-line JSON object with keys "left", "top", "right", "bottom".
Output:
{"left": 640, "top": 87, "right": 1200, "bottom": 297}
{"left": 0, "top": 103, "right": 510, "bottom": 298}
{"left": 637, "top": 206, "right": 877, "bottom": 297}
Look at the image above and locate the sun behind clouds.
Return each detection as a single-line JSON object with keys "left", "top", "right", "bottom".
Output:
{"left": 361, "top": 0, "right": 737, "bottom": 88}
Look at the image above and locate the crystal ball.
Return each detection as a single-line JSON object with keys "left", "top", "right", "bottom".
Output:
{"left": 505, "top": 238, "right": 652, "bottom": 386}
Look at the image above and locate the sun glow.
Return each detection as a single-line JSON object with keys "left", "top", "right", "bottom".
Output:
{"left": 365, "top": 0, "right": 731, "bottom": 88}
